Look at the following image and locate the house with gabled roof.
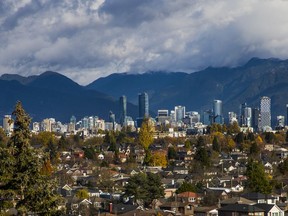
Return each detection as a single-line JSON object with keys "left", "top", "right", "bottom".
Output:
{"left": 254, "top": 204, "right": 284, "bottom": 216}
{"left": 241, "top": 193, "right": 277, "bottom": 205}
{"left": 194, "top": 206, "right": 218, "bottom": 216}
{"left": 220, "top": 197, "right": 256, "bottom": 207}
{"left": 160, "top": 201, "right": 194, "bottom": 216}
{"left": 218, "top": 204, "right": 265, "bottom": 216}
{"left": 177, "top": 191, "right": 199, "bottom": 203}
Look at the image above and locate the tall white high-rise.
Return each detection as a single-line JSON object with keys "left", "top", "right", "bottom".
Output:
{"left": 260, "top": 96, "right": 271, "bottom": 130}
{"left": 3, "top": 115, "right": 13, "bottom": 134}
{"left": 213, "top": 100, "right": 223, "bottom": 124}
{"left": 174, "top": 106, "right": 186, "bottom": 122}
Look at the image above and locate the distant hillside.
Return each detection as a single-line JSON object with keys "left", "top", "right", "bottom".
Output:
{"left": 87, "top": 58, "right": 288, "bottom": 125}
{"left": 0, "top": 72, "right": 138, "bottom": 122}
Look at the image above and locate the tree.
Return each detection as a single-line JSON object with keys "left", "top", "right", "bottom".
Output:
{"left": 0, "top": 128, "right": 8, "bottom": 147}
{"left": 168, "top": 147, "right": 177, "bottom": 160}
{"left": 264, "top": 132, "right": 275, "bottom": 144}
{"left": 194, "top": 146, "right": 211, "bottom": 168}
{"left": 76, "top": 189, "right": 89, "bottom": 199}
{"left": 212, "top": 136, "right": 220, "bottom": 152}
{"left": 149, "top": 151, "right": 167, "bottom": 167}
{"left": 227, "top": 121, "right": 240, "bottom": 134}
{"left": 124, "top": 173, "right": 164, "bottom": 207}
{"left": 138, "top": 118, "right": 154, "bottom": 150}
{"left": 249, "top": 142, "right": 260, "bottom": 158}
{"left": 235, "top": 132, "right": 244, "bottom": 144}
{"left": 58, "top": 135, "right": 70, "bottom": 150}
{"left": 0, "top": 101, "right": 62, "bottom": 215}
{"left": 246, "top": 159, "right": 272, "bottom": 194}
{"left": 278, "top": 157, "right": 288, "bottom": 175}
{"left": 194, "top": 136, "right": 210, "bottom": 167}
{"left": 176, "top": 181, "right": 196, "bottom": 194}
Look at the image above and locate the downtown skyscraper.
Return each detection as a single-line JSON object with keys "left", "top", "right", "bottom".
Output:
{"left": 213, "top": 99, "right": 223, "bottom": 124}
{"left": 119, "top": 95, "right": 127, "bottom": 126}
{"left": 260, "top": 96, "right": 271, "bottom": 130}
{"left": 138, "top": 92, "right": 149, "bottom": 118}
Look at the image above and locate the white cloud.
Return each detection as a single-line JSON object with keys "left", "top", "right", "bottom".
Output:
{"left": 1, "top": 0, "right": 288, "bottom": 84}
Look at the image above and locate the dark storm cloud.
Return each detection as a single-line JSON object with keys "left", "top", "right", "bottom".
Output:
{"left": 1, "top": 0, "right": 288, "bottom": 84}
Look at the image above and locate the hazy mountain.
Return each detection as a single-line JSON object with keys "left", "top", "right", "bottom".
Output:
{"left": 87, "top": 58, "right": 288, "bottom": 125}
{"left": 0, "top": 72, "right": 138, "bottom": 122}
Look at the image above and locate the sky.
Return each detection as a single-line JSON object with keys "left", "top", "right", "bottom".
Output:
{"left": 1, "top": 0, "right": 288, "bottom": 85}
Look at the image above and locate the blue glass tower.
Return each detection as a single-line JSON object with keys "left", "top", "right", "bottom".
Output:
{"left": 138, "top": 92, "right": 149, "bottom": 118}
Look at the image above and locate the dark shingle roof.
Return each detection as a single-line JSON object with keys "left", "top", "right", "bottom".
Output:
{"left": 254, "top": 204, "right": 275, "bottom": 212}
{"left": 219, "top": 204, "right": 264, "bottom": 212}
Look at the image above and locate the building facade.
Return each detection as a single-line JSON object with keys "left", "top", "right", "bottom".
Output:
{"left": 260, "top": 96, "right": 271, "bottom": 130}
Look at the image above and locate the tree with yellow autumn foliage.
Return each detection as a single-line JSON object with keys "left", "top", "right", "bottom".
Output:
{"left": 149, "top": 151, "right": 167, "bottom": 167}
{"left": 138, "top": 118, "right": 154, "bottom": 150}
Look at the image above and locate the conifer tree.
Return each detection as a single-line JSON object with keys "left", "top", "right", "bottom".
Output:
{"left": 0, "top": 101, "right": 63, "bottom": 215}
{"left": 246, "top": 159, "right": 272, "bottom": 194}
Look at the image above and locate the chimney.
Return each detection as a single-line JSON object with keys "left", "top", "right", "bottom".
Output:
{"left": 109, "top": 202, "right": 113, "bottom": 214}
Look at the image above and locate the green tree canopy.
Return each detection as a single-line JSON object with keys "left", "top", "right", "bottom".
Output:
{"left": 0, "top": 101, "right": 63, "bottom": 215}
{"left": 124, "top": 172, "right": 164, "bottom": 207}
{"left": 246, "top": 159, "right": 272, "bottom": 194}
{"left": 176, "top": 181, "right": 196, "bottom": 194}
{"left": 212, "top": 136, "right": 220, "bottom": 152}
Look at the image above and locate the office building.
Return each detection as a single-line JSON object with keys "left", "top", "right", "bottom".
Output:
{"left": 252, "top": 108, "right": 260, "bottom": 131}
{"left": 277, "top": 115, "right": 285, "bottom": 128}
{"left": 157, "top": 110, "right": 170, "bottom": 124}
{"left": 213, "top": 100, "right": 223, "bottom": 124}
{"left": 203, "top": 110, "right": 213, "bottom": 125}
{"left": 260, "top": 96, "right": 271, "bottom": 130}
{"left": 119, "top": 95, "right": 127, "bottom": 125}
{"left": 239, "top": 103, "right": 247, "bottom": 126}
{"left": 3, "top": 115, "right": 13, "bottom": 134}
{"left": 286, "top": 104, "right": 288, "bottom": 126}
{"left": 174, "top": 106, "right": 186, "bottom": 123}
{"left": 228, "top": 112, "right": 237, "bottom": 124}
{"left": 244, "top": 107, "right": 252, "bottom": 127}
{"left": 138, "top": 92, "right": 149, "bottom": 118}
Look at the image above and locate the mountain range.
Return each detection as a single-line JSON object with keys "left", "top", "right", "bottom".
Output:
{"left": 0, "top": 72, "right": 138, "bottom": 122}
{"left": 87, "top": 58, "right": 288, "bottom": 125}
{"left": 1, "top": 58, "right": 288, "bottom": 125}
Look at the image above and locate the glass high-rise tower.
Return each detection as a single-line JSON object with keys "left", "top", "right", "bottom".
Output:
{"left": 138, "top": 92, "right": 149, "bottom": 118}
{"left": 213, "top": 99, "right": 223, "bottom": 124}
{"left": 260, "top": 96, "right": 271, "bottom": 130}
{"left": 119, "top": 95, "right": 127, "bottom": 125}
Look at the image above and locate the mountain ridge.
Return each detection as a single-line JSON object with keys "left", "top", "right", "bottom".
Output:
{"left": 1, "top": 58, "right": 288, "bottom": 125}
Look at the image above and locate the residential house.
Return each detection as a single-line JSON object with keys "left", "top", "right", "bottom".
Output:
{"left": 254, "top": 204, "right": 284, "bottom": 216}
{"left": 194, "top": 206, "right": 218, "bottom": 216}
{"left": 220, "top": 197, "right": 256, "bottom": 207}
{"left": 177, "top": 191, "right": 199, "bottom": 204}
{"left": 160, "top": 201, "right": 194, "bottom": 216}
{"left": 241, "top": 193, "right": 277, "bottom": 204}
{"left": 218, "top": 204, "right": 265, "bottom": 216}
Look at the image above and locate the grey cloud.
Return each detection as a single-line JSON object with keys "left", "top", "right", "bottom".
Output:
{"left": 1, "top": 0, "right": 288, "bottom": 84}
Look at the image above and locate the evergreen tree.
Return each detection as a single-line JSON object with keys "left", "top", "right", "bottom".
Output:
{"left": 168, "top": 147, "right": 177, "bottom": 160}
{"left": 194, "top": 136, "right": 211, "bottom": 167}
{"left": 246, "top": 159, "right": 272, "bottom": 194}
{"left": 0, "top": 101, "right": 62, "bottom": 215}
{"left": 176, "top": 181, "right": 196, "bottom": 194}
{"left": 212, "top": 136, "right": 220, "bottom": 152}
{"left": 124, "top": 173, "right": 164, "bottom": 207}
